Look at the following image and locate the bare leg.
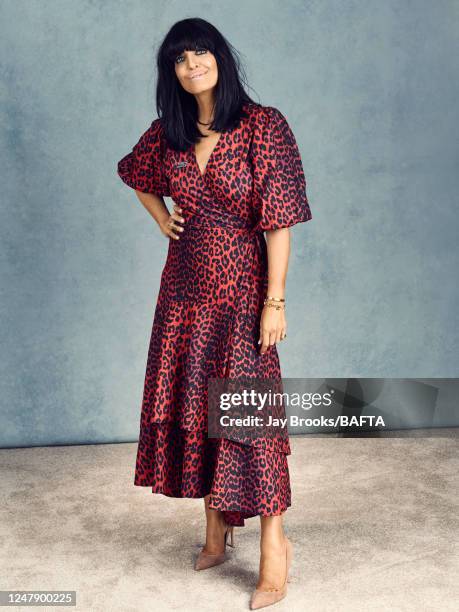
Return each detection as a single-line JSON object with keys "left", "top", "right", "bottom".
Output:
{"left": 257, "top": 513, "right": 288, "bottom": 590}
{"left": 202, "top": 493, "right": 230, "bottom": 554}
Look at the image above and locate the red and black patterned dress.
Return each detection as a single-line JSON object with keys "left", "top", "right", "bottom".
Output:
{"left": 117, "top": 101, "right": 312, "bottom": 526}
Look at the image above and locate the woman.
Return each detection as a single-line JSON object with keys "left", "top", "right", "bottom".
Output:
{"left": 117, "top": 18, "right": 312, "bottom": 610}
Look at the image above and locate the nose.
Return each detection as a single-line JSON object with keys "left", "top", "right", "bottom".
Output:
{"left": 185, "top": 52, "right": 198, "bottom": 69}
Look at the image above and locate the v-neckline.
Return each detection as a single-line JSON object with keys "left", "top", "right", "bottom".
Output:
{"left": 193, "top": 132, "right": 223, "bottom": 178}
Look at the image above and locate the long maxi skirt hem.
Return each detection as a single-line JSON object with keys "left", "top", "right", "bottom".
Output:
{"left": 134, "top": 421, "right": 292, "bottom": 527}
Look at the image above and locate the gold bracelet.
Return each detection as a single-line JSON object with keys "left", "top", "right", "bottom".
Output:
{"left": 264, "top": 297, "right": 286, "bottom": 305}
{"left": 263, "top": 302, "right": 285, "bottom": 311}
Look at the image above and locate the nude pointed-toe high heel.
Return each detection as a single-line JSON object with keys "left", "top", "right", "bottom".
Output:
{"left": 249, "top": 537, "right": 293, "bottom": 610}
{"left": 194, "top": 522, "right": 235, "bottom": 571}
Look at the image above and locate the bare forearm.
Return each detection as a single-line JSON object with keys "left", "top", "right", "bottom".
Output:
{"left": 265, "top": 227, "right": 290, "bottom": 297}
{"left": 134, "top": 190, "right": 170, "bottom": 226}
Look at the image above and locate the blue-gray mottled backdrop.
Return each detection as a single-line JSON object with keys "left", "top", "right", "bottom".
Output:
{"left": 1, "top": 1, "right": 458, "bottom": 447}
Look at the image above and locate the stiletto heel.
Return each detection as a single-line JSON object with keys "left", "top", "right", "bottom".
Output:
{"left": 249, "top": 537, "right": 293, "bottom": 610}
{"left": 194, "top": 522, "right": 235, "bottom": 571}
{"left": 227, "top": 526, "right": 235, "bottom": 548}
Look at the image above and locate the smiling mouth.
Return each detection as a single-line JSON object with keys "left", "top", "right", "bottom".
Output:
{"left": 189, "top": 71, "right": 208, "bottom": 80}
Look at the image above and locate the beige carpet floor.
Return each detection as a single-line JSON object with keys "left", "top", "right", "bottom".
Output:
{"left": 1, "top": 430, "right": 458, "bottom": 611}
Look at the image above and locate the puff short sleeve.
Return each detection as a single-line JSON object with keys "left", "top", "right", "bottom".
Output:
{"left": 249, "top": 106, "right": 312, "bottom": 232}
{"left": 117, "top": 118, "right": 170, "bottom": 196}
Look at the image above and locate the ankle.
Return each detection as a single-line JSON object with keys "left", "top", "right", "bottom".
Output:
{"left": 260, "top": 534, "right": 287, "bottom": 554}
{"left": 206, "top": 511, "right": 227, "bottom": 528}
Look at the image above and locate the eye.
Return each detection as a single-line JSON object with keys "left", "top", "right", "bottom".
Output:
{"left": 195, "top": 48, "right": 208, "bottom": 55}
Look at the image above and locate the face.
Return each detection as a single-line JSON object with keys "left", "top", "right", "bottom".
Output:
{"left": 174, "top": 47, "right": 218, "bottom": 95}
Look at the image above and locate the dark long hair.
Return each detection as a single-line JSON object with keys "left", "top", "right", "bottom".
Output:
{"left": 156, "top": 18, "right": 258, "bottom": 151}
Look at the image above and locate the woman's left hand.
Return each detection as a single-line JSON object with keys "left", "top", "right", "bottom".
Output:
{"left": 258, "top": 305, "right": 287, "bottom": 354}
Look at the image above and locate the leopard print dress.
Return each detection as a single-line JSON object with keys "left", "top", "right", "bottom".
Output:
{"left": 117, "top": 101, "right": 312, "bottom": 526}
